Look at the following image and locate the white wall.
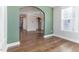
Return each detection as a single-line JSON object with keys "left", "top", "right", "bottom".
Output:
{"left": 26, "top": 12, "right": 44, "bottom": 31}
{"left": 26, "top": 14, "right": 37, "bottom": 31}
{"left": 53, "top": 6, "right": 79, "bottom": 43}
{"left": 0, "top": 6, "right": 7, "bottom": 51}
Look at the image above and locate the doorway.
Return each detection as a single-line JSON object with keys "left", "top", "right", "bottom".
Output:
{"left": 19, "top": 6, "right": 45, "bottom": 43}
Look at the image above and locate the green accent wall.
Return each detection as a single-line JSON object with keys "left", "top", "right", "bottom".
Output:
{"left": 7, "top": 6, "right": 53, "bottom": 44}
{"left": 7, "top": 6, "right": 19, "bottom": 43}
{"left": 37, "top": 6, "right": 53, "bottom": 35}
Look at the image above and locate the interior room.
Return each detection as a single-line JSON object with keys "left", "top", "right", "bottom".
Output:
{"left": 0, "top": 6, "right": 79, "bottom": 52}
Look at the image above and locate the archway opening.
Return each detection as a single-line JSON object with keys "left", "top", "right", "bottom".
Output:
{"left": 19, "top": 6, "right": 45, "bottom": 43}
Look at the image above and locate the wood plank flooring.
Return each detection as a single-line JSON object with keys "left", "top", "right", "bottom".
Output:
{"left": 7, "top": 30, "right": 79, "bottom": 52}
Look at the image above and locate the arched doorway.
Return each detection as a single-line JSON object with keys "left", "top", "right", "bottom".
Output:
{"left": 19, "top": 6, "right": 45, "bottom": 42}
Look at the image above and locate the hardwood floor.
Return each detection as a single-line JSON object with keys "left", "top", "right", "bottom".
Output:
{"left": 7, "top": 30, "right": 79, "bottom": 52}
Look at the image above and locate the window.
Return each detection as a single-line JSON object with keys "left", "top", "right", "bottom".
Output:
{"left": 61, "top": 7, "right": 79, "bottom": 33}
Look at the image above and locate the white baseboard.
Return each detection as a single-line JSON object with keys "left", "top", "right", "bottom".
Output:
{"left": 7, "top": 41, "right": 20, "bottom": 48}
{"left": 44, "top": 34, "right": 54, "bottom": 38}
{"left": 44, "top": 34, "right": 79, "bottom": 43}
{"left": 53, "top": 34, "right": 79, "bottom": 44}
